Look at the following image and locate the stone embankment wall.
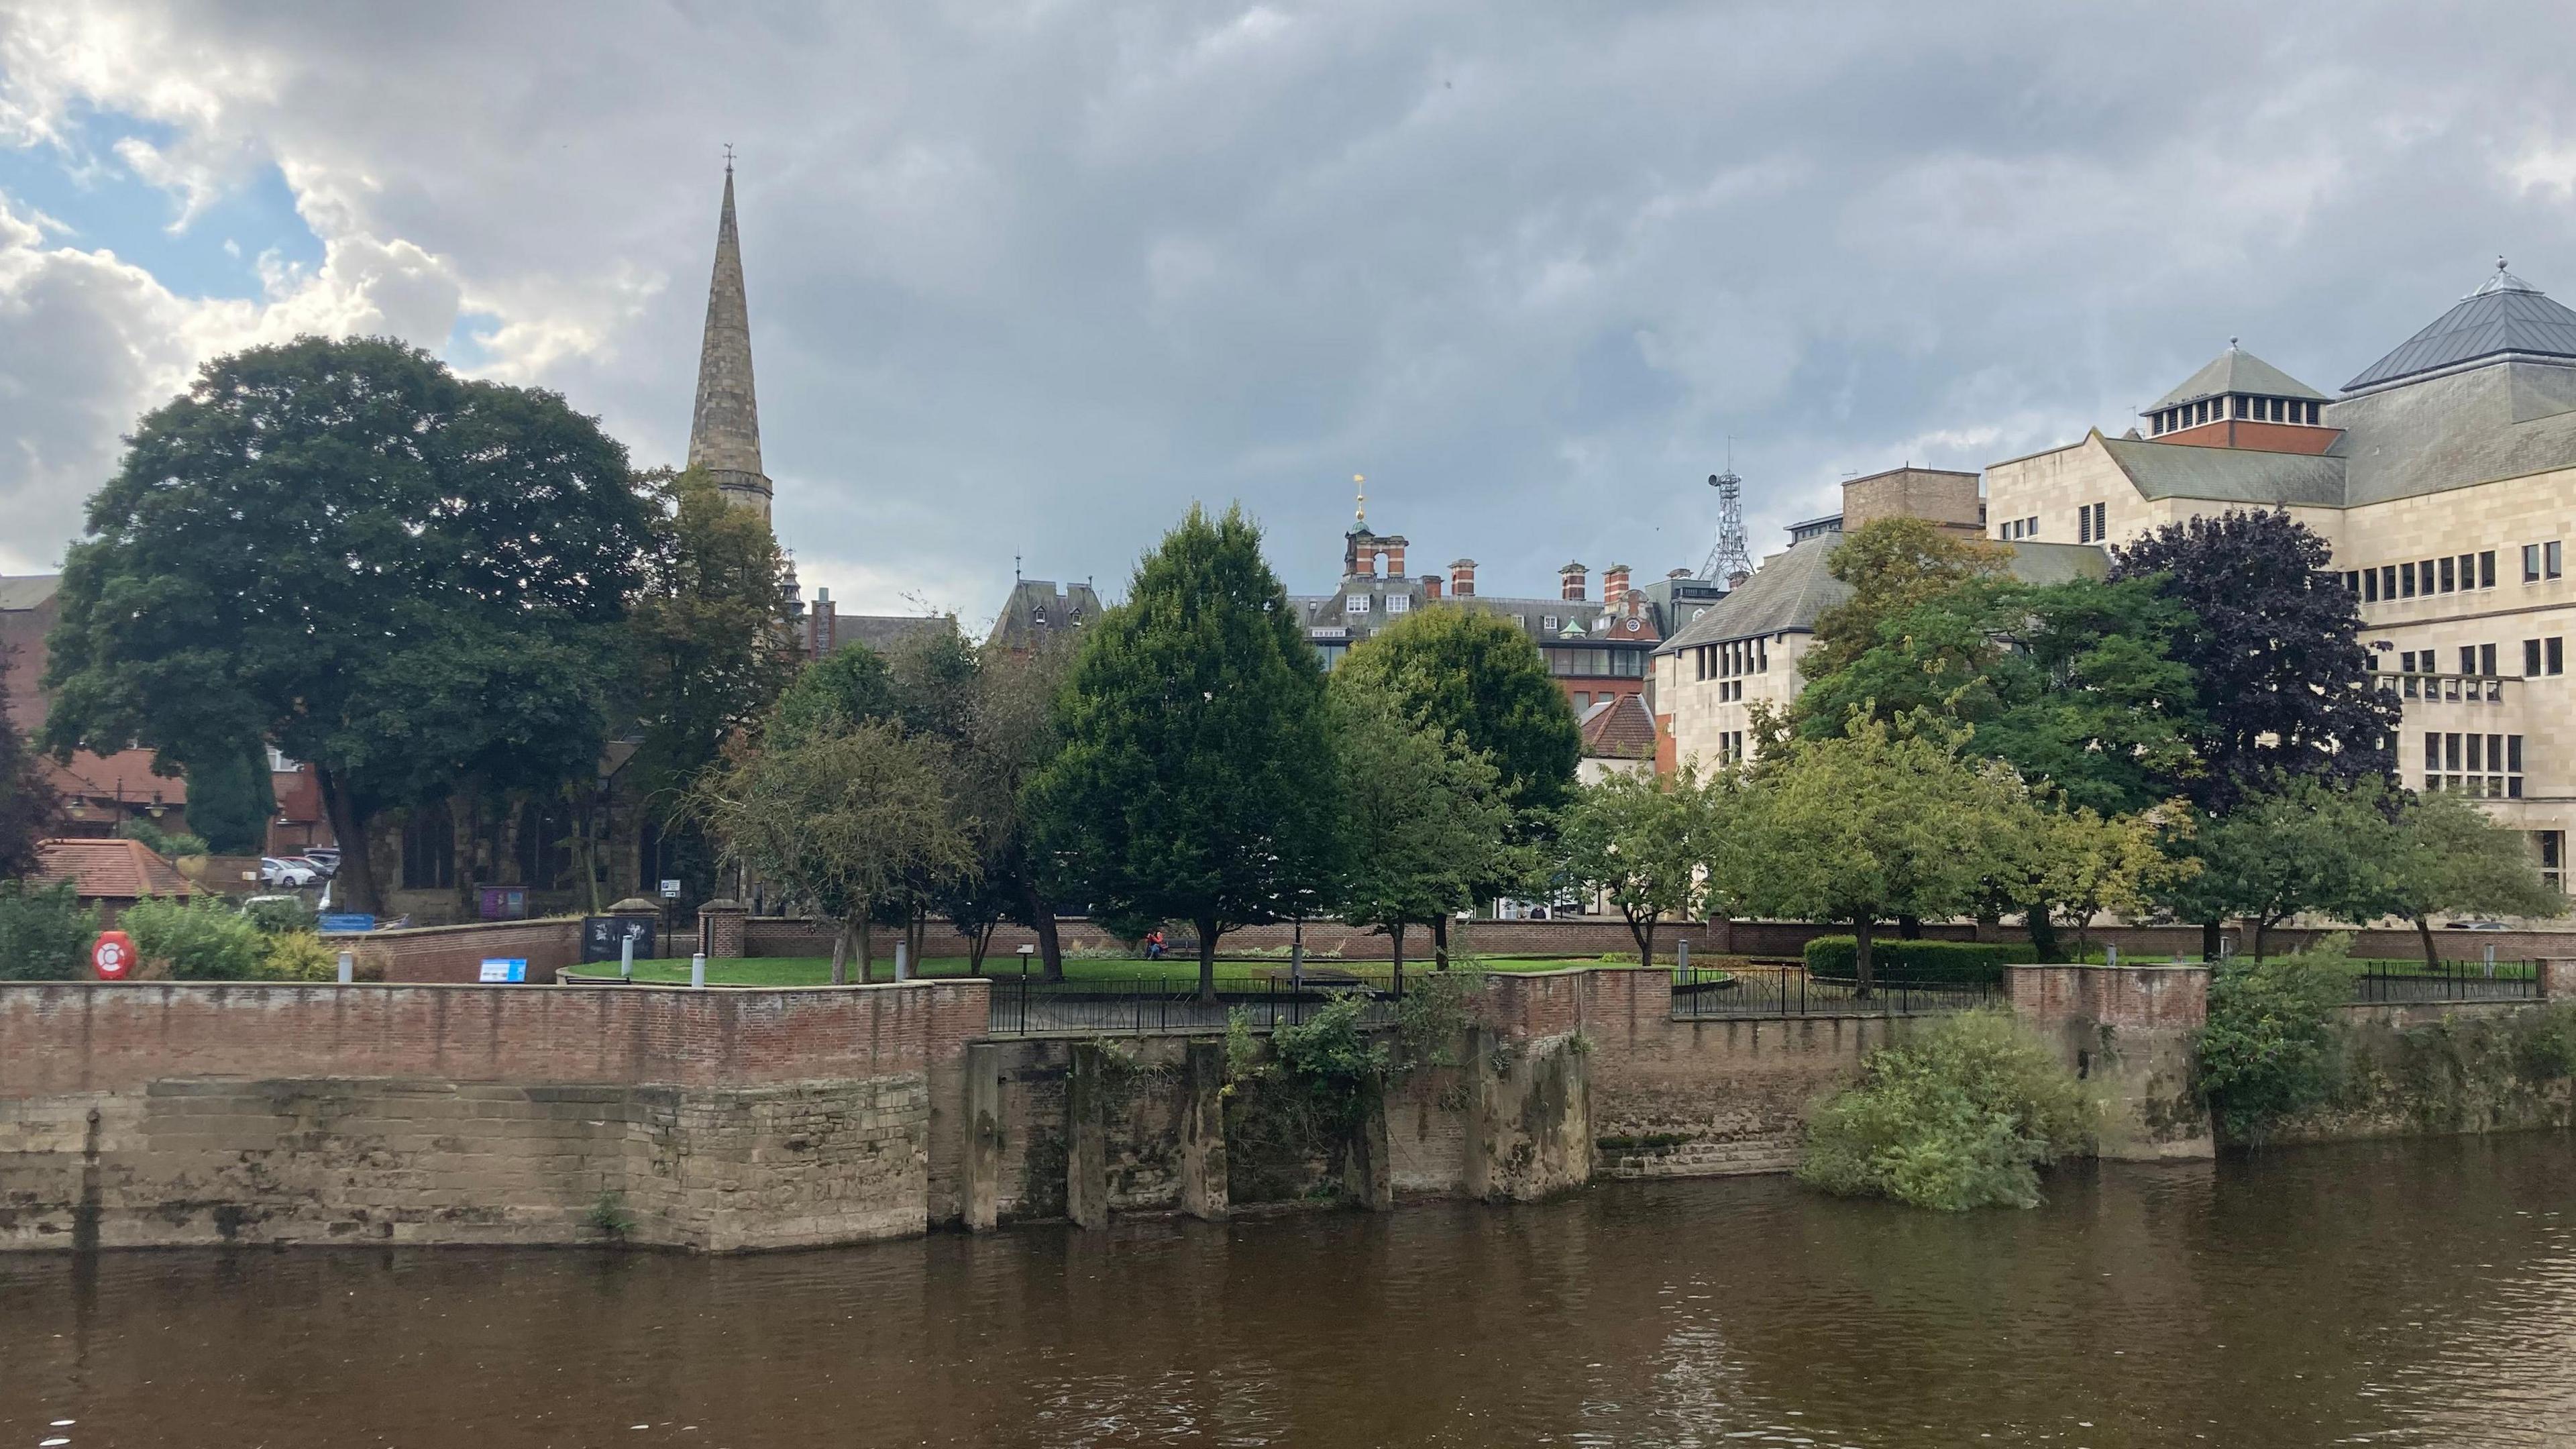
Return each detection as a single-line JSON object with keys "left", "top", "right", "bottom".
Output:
{"left": 2239, "top": 998, "right": 2576, "bottom": 1146}
{"left": 0, "top": 980, "right": 987, "bottom": 1251}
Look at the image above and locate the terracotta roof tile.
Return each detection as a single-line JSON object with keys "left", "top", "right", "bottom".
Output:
{"left": 37, "top": 838, "right": 197, "bottom": 902}
{"left": 1578, "top": 694, "right": 1657, "bottom": 760}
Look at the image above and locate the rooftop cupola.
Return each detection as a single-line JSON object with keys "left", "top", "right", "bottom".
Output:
{"left": 2143, "top": 340, "right": 2332, "bottom": 448}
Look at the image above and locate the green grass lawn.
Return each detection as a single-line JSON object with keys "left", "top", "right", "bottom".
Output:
{"left": 568, "top": 953, "right": 1662, "bottom": 987}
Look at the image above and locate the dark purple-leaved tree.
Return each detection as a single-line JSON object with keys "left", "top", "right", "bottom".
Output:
{"left": 2110, "top": 509, "right": 2400, "bottom": 812}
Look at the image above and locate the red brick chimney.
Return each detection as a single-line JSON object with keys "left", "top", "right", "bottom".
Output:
{"left": 1421, "top": 573, "right": 1444, "bottom": 601}
{"left": 1560, "top": 561, "right": 1587, "bottom": 602}
{"left": 1603, "top": 563, "right": 1631, "bottom": 603}
{"left": 1383, "top": 541, "right": 1406, "bottom": 577}
{"left": 1450, "top": 558, "right": 1477, "bottom": 597}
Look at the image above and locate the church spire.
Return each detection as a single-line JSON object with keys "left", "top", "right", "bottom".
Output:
{"left": 687, "top": 155, "right": 771, "bottom": 519}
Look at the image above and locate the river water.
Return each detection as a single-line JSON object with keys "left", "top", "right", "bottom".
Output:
{"left": 3, "top": 1135, "right": 2571, "bottom": 1448}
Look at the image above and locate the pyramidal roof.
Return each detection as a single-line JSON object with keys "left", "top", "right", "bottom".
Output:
{"left": 2343, "top": 260, "right": 2576, "bottom": 394}
{"left": 2150, "top": 343, "right": 2326, "bottom": 411}
{"left": 686, "top": 164, "right": 771, "bottom": 516}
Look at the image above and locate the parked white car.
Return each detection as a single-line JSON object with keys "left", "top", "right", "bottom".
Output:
{"left": 260, "top": 856, "right": 319, "bottom": 888}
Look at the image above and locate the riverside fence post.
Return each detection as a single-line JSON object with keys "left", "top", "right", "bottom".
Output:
{"left": 691, "top": 951, "right": 707, "bottom": 989}
{"left": 896, "top": 942, "right": 910, "bottom": 982}
{"left": 337, "top": 949, "right": 354, "bottom": 985}
{"left": 621, "top": 932, "right": 635, "bottom": 981}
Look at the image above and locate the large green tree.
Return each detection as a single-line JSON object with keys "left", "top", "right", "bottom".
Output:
{"left": 1731, "top": 712, "right": 2041, "bottom": 993}
{"left": 626, "top": 468, "right": 798, "bottom": 804}
{"left": 693, "top": 718, "right": 976, "bottom": 983}
{"left": 1, "top": 649, "right": 62, "bottom": 879}
{"left": 1328, "top": 683, "right": 1521, "bottom": 985}
{"left": 42, "top": 337, "right": 651, "bottom": 914}
{"left": 1794, "top": 574, "right": 2203, "bottom": 814}
{"left": 2167, "top": 775, "right": 2394, "bottom": 960}
{"left": 1026, "top": 504, "right": 1343, "bottom": 1001}
{"left": 1332, "top": 603, "right": 1577, "bottom": 962}
{"left": 2379, "top": 788, "right": 2563, "bottom": 967}
{"left": 1558, "top": 767, "right": 1718, "bottom": 965}
{"left": 1801, "top": 517, "right": 2010, "bottom": 682}
{"left": 959, "top": 640, "right": 1075, "bottom": 978}
{"left": 181, "top": 742, "right": 275, "bottom": 857}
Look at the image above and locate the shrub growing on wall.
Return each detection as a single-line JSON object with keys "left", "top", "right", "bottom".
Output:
{"left": 1799, "top": 1010, "right": 2098, "bottom": 1210}
{"left": 122, "top": 896, "right": 268, "bottom": 981}
{"left": 2196, "top": 936, "right": 2353, "bottom": 1140}
{"left": 0, "top": 881, "right": 98, "bottom": 981}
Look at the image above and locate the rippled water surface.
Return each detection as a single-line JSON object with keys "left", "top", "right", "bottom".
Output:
{"left": 4, "top": 1135, "right": 2573, "bottom": 1447}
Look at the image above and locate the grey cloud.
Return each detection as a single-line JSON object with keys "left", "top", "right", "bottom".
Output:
{"left": 7, "top": 1, "right": 2576, "bottom": 610}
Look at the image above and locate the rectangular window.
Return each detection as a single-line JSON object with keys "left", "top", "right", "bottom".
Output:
{"left": 2343, "top": 570, "right": 2359, "bottom": 593}
{"left": 2093, "top": 502, "right": 2108, "bottom": 539}
{"left": 2552, "top": 637, "right": 2567, "bottom": 676}
{"left": 2526, "top": 544, "right": 2544, "bottom": 584}
{"left": 2363, "top": 568, "right": 2379, "bottom": 602}
{"left": 2552, "top": 541, "right": 2566, "bottom": 580}
{"left": 2446, "top": 733, "right": 2463, "bottom": 771}
{"left": 2481, "top": 550, "right": 2497, "bottom": 588}
{"left": 1347, "top": 592, "right": 1372, "bottom": 614}
{"left": 2402, "top": 564, "right": 2417, "bottom": 598}
{"left": 2536, "top": 830, "right": 2562, "bottom": 890}
{"left": 2381, "top": 565, "right": 2396, "bottom": 598}
{"left": 2483, "top": 642, "right": 2498, "bottom": 676}
{"left": 2461, "top": 646, "right": 2478, "bottom": 675}
{"left": 1385, "top": 592, "right": 1409, "bottom": 614}
{"left": 2440, "top": 556, "right": 2457, "bottom": 592}
{"left": 1541, "top": 614, "right": 1556, "bottom": 631}
{"left": 2424, "top": 732, "right": 2440, "bottom": 773}
{"left": 2400, "top": 650, "right": 2418, "bottom": 673}
{"left": 2527, "top": 639, "right": 2543, "bottom": 676}
{"left": 2467, "top": 734, "right": 2484, "bottom": 771}
{"left": 2461, "top": 553, "right": 2477, "bottom": 589}
{"left": 2078, "top": 507, "right": 2092, "bottom": 545}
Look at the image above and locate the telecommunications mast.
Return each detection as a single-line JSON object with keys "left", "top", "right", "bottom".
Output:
{"left": 1700, "top": 446, "right": 1753, "bottom": 585}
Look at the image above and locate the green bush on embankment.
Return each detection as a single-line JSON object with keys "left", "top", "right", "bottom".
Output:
{"left": 1797, "top": 1010, "right": 2098, "bottom": 1211}
{"left": 1802, "top": 937, "right": 2028, "bottom": 984}
{"left": 0, "top": 880, "right": 97, "bottom": 980}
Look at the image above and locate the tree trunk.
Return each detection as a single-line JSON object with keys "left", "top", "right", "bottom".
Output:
{"left": 1853, "top": 915, "right": 1876, "bottom": 999}
{"left": 1035, "top": 912, "right": 1065, "bottom": 983}
{"left": 2415, "top": 914, "right": 2440, "bottom": 971}
{"left": 967, "top": 922, "right": 994, "bottom": 975}
{"left": 2202, "top": 918, "right": 2222, "bottom": 963}
{"left": 1195, "top": 914, "right": 1221, "bottom": 1004}
{"left": 2026, "top": 904, "right": 2061, "bottom": 963}
{"left": 1640, "top": 915, "right": 1661, "bottom": 968}
{"left": 1432, "top": 914, "right": 1450, "bottom": 971}
{"left": 1896, "top": 914, "right": 1923, "bottom": 941}
{"left": 2251, "top": 915, "right": 2270, "bottom": 962}
{"left": 830, "top": 920, "right": 852, "bottom": 986}
{"left": 1390, "top": 921, "right": 1406, "bottom": 998}
{"left": 859, "top": 918, "right": 875, "bottom": 983}
{"left": 908, "top": 908, "right": 926, "bottom": 977}
{"left": 314, "top": 767, "right": 384, "bottom": 916}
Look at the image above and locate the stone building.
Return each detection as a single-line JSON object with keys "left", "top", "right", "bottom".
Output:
{"left": 986, "top": 577, "right": 1104, "bottom": 655}
{"left": 1981, "top": 258, "right": 2576, "bottom": 884}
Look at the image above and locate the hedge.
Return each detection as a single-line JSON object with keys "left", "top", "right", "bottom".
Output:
{"left": 1802, "top": 936, "right": 2032, "bottom": 985}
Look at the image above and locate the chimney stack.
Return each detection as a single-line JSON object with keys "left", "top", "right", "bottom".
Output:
{"left": 1421, "top": 573, "right": 1444, "bottom": 601}
{"left": 1560, "top": 561, "right": 1588, "bottom": 602}
{"left": 1383, "top": 539, "right": 1407, "bottom": 577}
{"left": 810, "top": 586, "right": 835, "bottom": 655}
{"left": 1603, "top": 563, "right": 1631, "bottom": 603}
{"left": 1450, "top": 558, "right": 1477, "bottom": 597}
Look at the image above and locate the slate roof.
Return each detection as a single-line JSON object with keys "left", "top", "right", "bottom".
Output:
{"left": 0, "top": 574, "right": 60, "bottom": 610}
{"left": 986, "top": 580, "right": 1104, "bottom": 651}
{"left": 38, "top": 837, "right": 195, "bottom": 902}
{"left": 2343, "top": 264, "right": 2576, "bottom": 394}
{"left": 2152, "top": 345, "right": 2327, "bottom": 409}
{"left": 1578, "top": 694, "right": 1657, "bottom": 760}
{"left": 2098, "top": 435, "right": 2349, "bottom": 506}
{"left": 1656, "top": 535, "right": 2108, "bottom": 655}
{"left": 831, "top": 612, "right": 959, "bottom": 654}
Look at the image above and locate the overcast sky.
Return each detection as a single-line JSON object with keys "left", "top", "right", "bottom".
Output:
{"left": 7, "top": 2, "right": 2576, "bottom": 622}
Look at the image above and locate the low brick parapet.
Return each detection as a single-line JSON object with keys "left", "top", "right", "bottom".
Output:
{"left": 2008, "top": 963, "right": 2209, "bottom": 1031}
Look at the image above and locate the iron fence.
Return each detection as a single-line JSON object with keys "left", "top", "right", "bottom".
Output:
{"left": 1670, "top": 965, "right": 1996, "bottom": 1019}
{"left": 985, "top": 970, "right": 1417, "bottom": 1036}
{"left": 2350, "top": 959, "right": 2538, "bottom": 1006}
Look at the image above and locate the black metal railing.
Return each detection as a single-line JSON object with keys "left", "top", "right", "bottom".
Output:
{"left": 2351, "top": 959, "right": 2538, "bottom": 1005}
{"left": 985, "top": 970, "right": 1419, "bottom": 1036}
{"left": 1669, "top": 965, "right": 1996, "bottom": 1019}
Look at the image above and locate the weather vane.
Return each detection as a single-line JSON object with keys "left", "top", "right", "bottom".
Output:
{"left": 1353, "top": 473, "right": 1366, "bottom": 526}
{"left": 723, "top": 142, "right": 737, "bottom": 171}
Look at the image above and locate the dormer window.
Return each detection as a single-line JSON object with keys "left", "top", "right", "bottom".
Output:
{"left": 1347, "top": 592, "right": 1373, "bottom": 614}
{"left": 1386, "top": 593, "right": 1410, "bottom": 614}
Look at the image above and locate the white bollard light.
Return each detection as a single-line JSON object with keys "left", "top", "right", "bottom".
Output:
{"left": 895, "top": 942, "right": 910, "bottom": 982}
{"left": 1676, "top": 939, "right": 1690, "bottom": 973}
{"left": 691, "top": 951, "right": 708, "bottom": 989}
{"left": 621, "top": 932, "right": 635, "bottom": 981}
{"left": 337, "top": 949, "right": 354, "bottom": 985}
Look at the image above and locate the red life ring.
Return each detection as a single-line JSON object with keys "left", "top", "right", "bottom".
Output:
{"left": 92, "top": 930, "right": 137, "bottom": 981}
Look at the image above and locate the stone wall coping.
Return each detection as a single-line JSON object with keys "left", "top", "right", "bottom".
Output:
{"left": 345, "top": 915, "right": 585, "bottom": 940}
{"left": 0, "top": 977, "right": 984, "bottom": 998}
{"left": 2011, "top": 963, "right": 2212, "bottom": 973}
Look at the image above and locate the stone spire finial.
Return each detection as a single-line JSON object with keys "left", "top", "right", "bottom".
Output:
{"left": 688, "top": 158, "right": 771, "bottom": 519}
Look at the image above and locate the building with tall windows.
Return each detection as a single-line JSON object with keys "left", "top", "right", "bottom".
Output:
{"left": 1660, "top": 259, "right": 2576, "bottom": 889}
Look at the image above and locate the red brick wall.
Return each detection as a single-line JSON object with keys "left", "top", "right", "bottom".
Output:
{"left": 0, "top": 979, "right": 990, "bottom": 1099}
{"left": 350, "top": 918, "right": 586, "bottom": 984}
{"left": 2008, "top": 964, "right": 2208, "bottom": 1031}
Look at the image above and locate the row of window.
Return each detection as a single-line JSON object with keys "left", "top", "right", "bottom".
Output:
{"left": 1998, "top": 515, "right": 2040, "bottom": 541}
{"left": 2148, "top": 394, "right": 2322, "bottom": 435}
{"left": 2343, "top": 542, "right": 2564, "bottom": 603}
{"left": 2074, "top": 500, "right": 2109, "bottom": 544}
{"left": 1715, "top": 680, "right": 1745, "bottom": 702}
{"left": 1341, "top": 592, "right": 1410, "bottom": 616}
{"left": 1544, "top": 647, "right": 1648, "bottom": 678}
{"left": 1688, "top": 637, "right": 1768, "bottom": 682}
{"left": 2375, "top": 637, "right": 2563, "bottom": 688}
{"left": 2422, "top": 732, "right": 2525, "bottom": 798}
{"left": 1717, "top": 731, "right": 1748, "bottom": 765}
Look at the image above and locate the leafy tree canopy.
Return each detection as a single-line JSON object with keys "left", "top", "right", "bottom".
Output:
{"left": 1801, "top": 517, "right": 2010, "bottom": 682}
{"left": 2165, "top": 773, "right": 2396, "bottom": 959}
{"left": 1332, "top": 603, "right": 1578, "bottom": 827}
{"left": 625, "top": 468, "right": 797, "bottom": 804}
{"left": 40, "top": 337, "right": 651, "bottom": 914}
{"left": 2109, "top": 509, "right": 2398, "bottom": 810}
{"left": 1794, "top": 574, "right": 2204, "bottom": 814}
{"left": 1558, "top": 766, "right": 1722, "bottom": 963}
{"left": 1328, "top": 681, "right": 1523, "bottom": 973}
{"left": 2379, "top": 787, "right": 2564, "bottom": 965}
{"left": 1026, "top": 504, "right": 1343, "bottom": 999}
